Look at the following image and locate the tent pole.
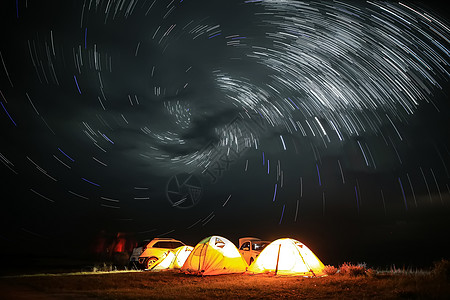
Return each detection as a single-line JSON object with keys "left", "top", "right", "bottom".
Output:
{"left": 296, "top": 246, "right": 316, "bottom": 277}
{"left": 199, "top": 244, "right": 206, "bottom": 273}
{"left": 275, "top": 244, "right": 281, "bottom": 275}
{"left": 150, "top": 251, "right": 168, "bottom": 270}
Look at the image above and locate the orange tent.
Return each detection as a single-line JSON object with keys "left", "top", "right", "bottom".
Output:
{"left": 248, "top": 238, "right": 325, "bottom": 276}
{"left": 181, "top": 236, "right": 248, "bottom": 275}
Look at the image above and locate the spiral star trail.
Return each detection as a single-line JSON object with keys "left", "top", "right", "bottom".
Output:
{"left": 1, "top": 0, "right": 449, "bottom": 266}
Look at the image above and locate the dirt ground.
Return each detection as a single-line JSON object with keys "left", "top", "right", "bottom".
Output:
{"left": 1, "top": 270, "right": 449, "bottom": 299}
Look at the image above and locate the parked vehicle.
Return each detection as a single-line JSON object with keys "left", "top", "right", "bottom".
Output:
{"left": 238, "top": 237, "right": 270, "bottom": 265}
{"left": 130, "top": 238, "right": 186, "bottom": 269}
{"left": 129, "top": 239, "right": 151, "bottom": 269}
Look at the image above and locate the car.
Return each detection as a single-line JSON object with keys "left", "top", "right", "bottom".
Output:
{"left": 238, "top": 237, "right": 271, "bottom": 265}
{"left": 134, "top": 238, "right": 186, "bottom": 269}
{"left": 129, "top": 239, "right": 151, "bottom": 269}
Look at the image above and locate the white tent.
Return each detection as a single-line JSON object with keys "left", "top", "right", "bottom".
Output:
{"left": 151, "top": 246, "right": 194, "bottom": 271}
{"left": 248, "top": 238, "right": 325, "bottom": 276}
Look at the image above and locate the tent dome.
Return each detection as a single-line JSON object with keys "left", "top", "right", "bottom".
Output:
{"left": 248, "top": 238, "right": 325, "bottom": 276}
{"left": 151, "top": 245, "right": 194, "bottom": 271}
{"left": 181, "top": 235, "right": 248, "bottom": 275}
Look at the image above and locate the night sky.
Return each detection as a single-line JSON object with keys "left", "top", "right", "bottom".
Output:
{"left": 1, "top": 0, "right": 449, "bottom": 269}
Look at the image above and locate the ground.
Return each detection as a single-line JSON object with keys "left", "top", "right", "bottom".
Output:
{"left": 1, "top": 270, "right": 449, "bottom": 299}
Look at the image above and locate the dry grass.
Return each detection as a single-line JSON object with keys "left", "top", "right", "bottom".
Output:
{"left": 323, "top": 265, "right": 338, "bottom": 275}
{"left": 1, "top": 268, "right": 450, "bottom": 299}
{"left": 432, "top": 259, "right": 450, "bottom": 281}
{"left": 338, "top": 262, "right": 368, "bottom": 277}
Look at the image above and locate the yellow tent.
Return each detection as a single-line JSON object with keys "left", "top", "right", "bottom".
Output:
{"left": 181, "top": 236, "right": 248, "bottom": 275}
{"left": 151, "top": 246, "right": 194, "bottom": 271}
{"left": 247, "top": 238, "right": 325, "bottom": 276}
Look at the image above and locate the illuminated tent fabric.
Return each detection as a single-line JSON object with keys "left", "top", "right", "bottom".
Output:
{"left": 181, "top": 236, "right": 248, "bottom": 275}
{"left": 151, "top": 246, "right": 194, "bottom": 271}
{"left": 247, "top": 238, "right": 325, "bottom": 276}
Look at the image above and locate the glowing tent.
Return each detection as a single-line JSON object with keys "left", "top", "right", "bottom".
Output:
{"left": 247, "top": 238, "right": 325, "bottom": 276}
{"left": 181, "top": 236, "right": 248, "bottom": 275}
{"left": 151, "top": 246, "right": 194, "bottom": 271}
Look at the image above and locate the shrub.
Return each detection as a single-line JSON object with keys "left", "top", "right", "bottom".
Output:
{"left": 339, "top": 262, "right": 367, "bottom": 277}
{"left": 431, "top": 259, "right": 450, "bottom": 281}
{"left": 338, "top": 262, "right": 351, "bottom": 276}
{"left": 323, "top": 265, "right": 338, "bottom": 275}
{"left": 93, "top": 262, "right": 113, "bottom": 272}
{"left": 366, "top": 268, "right": 378, "bottom": 278}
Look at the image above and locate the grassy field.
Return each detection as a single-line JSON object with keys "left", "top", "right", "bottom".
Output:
{"left": 1, "top": 268, "right": 449, "bottom": 300}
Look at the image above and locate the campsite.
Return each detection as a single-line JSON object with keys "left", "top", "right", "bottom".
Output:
{"left": 1, "top": 235, "right": 449, "bottom": 299}
{"left": 1, "top": 0, "right": 450, "bottom": 298}
{"left": 130, "top": 235, "right": 326, "bottom": 276}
